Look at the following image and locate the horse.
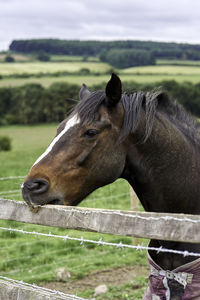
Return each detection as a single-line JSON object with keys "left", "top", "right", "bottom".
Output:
{"left": 22, "top": 74, "right": 200, "bottom": 299}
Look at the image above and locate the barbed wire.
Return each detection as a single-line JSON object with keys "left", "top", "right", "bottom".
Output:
{"left": 48, "top": 204, "right": 200, "bottom": 225}
{"left": 1, "top": 193, "right": 198, "bottom": 226}
{"left": 0, "top": 232, "right": 124, "bottom": 255}
{"left": 0, "top": 194, "right": 21, "bottom": 199}
{"left": 0, "top": 226, "right": 199, "bottom": 258}
{"left": 0, "top": 176, "right": 25, "bottom": 181}
{"left": 1, "top": 177, "right": 200, "bottom": 298}
{"left": 0, "top": 190, "right": 129, "bottom": 200}
{"left": 0, "top": 189, "right": 20, "bottom": 195}
{"left": 0, "top": 275, "right": 86, "bottom": 300}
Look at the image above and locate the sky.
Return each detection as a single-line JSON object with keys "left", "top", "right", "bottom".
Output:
{"left": 0, "top": 0, "right": 200, "bottom": 50}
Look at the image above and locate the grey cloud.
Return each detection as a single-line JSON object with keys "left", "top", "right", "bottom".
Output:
{"left": 0, "top": 0, "right": 200, "bottom": 50}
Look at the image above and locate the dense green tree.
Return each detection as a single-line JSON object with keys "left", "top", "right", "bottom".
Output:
{"left": 0, "top": 88, "right": 12, "bottom": 124}
{"left": 4, "top": 55, "right": 15, "bottom": 62}
{"left": 37, "top": 52, "right": 51, "bottom": 61}
{"left": 101, "top": 49, "right": 155, "bottom": 68}
{"left": 1, "top": 80, "right": 200, "bottom": 125}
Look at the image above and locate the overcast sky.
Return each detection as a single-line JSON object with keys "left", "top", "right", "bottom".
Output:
{"left": 0, "top": 0, "right": 200, "bottom": 50}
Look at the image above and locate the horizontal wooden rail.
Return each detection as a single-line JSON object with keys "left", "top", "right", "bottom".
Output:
{"left": 0, "top": 277, "right": 83, "bottom": 300}
{"left": 1, "top": 199, "right": 200, "bottom": 243}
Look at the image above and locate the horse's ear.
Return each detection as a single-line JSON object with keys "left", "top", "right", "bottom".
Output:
{"left": 105, "top": 73, "right": 122, "bottom": 107}
{"left": 156, "top": 91, "right": 171, "bottom": 109}
{"left": 79, "top": 84, "right": 91, "bottom": 101}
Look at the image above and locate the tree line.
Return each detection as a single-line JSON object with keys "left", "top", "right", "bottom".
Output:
{"left": 10, "top": 39, "right": 200, "bottom": 61}
{"left": 100, "top": 49, "right": 155, "bottom": 68}
{"left": 0, "top": 80, "right": 200, "bottom": 125}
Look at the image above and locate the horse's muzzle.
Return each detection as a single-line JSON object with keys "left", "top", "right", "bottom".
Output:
{"left": 22, "top": 178, "right": 50, "bottom": 208}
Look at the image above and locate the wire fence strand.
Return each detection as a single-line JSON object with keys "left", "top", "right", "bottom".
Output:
{"left": 0, "top": 226, "right": 199, "bottom": 258}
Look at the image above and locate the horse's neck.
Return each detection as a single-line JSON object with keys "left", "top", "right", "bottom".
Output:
{"left": 123, "top": 114, "right": 200, "bottom": 214}
{"left": 122, "top": 114, "right": 200, "bottom": 269}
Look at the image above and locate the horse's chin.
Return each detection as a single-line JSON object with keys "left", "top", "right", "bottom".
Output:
{"left": 22, "top": 191, "right": 63, "bottom": 212}
{"left": 46, "top": 198, "right": 63, "bottom": 206}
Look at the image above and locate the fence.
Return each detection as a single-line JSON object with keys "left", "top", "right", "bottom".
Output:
{"left": 1, "top": 196, "right": 200, "bottom": 298}
{"left": 0, "top": 276, "right": 84, "bottom": 300}
{"left": 1, "top": 199, "right": 200, "bottom": 244}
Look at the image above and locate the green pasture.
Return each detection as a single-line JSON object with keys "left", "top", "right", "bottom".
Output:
{"left": 50, "top": 55, "right": 84, "bottom": 62}
{"left": 1, "top": 57, "right": 200, "bottom": 88}
{"left": 1, "top": 72, "right": 200, "bottom": 89}
{"left": 0, "top": 53, "right": 99, "bottom": 63}
{"left": 123, "top": 64, "right": 200, "bottom": 75}
{"left": 0, "top": 61, "right": 111, "bottom": 76}
{"left": 51, "top": 55, "right": 99, "bottom": 62}
{"left": 157, "top": 59, "right": 200, "bottom": 66}
{"left": 0, "top": 125, "right": 147, "bottom": 299}
{"left": 0, "top": 53, "right": 31, "bottom": 62}
{"left": 0, "top": 75, "right": 110, "bottom": 88}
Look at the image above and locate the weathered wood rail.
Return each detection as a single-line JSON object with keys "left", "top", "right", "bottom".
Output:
{"left": 1, "top": 198, "right": 200, "bottom": 243}
{"left": 0, "top": 277, "right": 84, "bottom": 300}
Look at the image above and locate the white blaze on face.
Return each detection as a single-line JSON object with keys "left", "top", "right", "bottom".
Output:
{"left": 32, "top": 114, "right": 80, "bottom": 167}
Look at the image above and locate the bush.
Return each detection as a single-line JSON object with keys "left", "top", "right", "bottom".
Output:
{"left": 79, "top": 68, "right": 90, "bottom": 75}
{"left": 37, "top": 52, "right": 51, "bottom": 61}
{"left": 0, "top": 136, "right": 12, "bottom": 151}
{"left": 4, "top": 55, "right": 15, "bottom": 62}
{"left": 1, "top": 80, "right": 200, "bottom": 125}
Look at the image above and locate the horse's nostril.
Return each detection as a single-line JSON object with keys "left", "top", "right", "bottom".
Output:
{"left": 23, "top": 179, "right": 49, "bottom": 195}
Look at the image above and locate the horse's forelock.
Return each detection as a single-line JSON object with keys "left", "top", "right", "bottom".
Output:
{"left": 74, "top": 91, "right": 105, "bottom": 125}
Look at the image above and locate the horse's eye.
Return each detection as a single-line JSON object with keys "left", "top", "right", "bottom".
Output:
{"left": 83, "top": 129, "right": 99, "bottom": 138}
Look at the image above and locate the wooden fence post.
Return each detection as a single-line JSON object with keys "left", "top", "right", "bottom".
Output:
{"left": 129, "top": 186, "right": 141, "bottom": 245}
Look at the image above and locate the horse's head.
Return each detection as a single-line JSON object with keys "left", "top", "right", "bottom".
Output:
{"left": 22, "top": 74, "right": 127, "bottom": 208}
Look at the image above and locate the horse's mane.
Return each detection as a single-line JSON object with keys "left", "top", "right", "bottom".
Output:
{"left": 74, "top": 89, "right": 199, "bottom": 145}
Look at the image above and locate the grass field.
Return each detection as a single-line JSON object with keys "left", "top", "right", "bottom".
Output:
{"left": 1, "top": 55, "right": 200, "bottom": 298}
{"left": 2, "top": 73, "right": 200, "bottom": 89}
{"left": 0, "top": 53, "right": 31, "bottom": 62}
{"left": 157, "top": 59, "right": 200, "bottom": 66}
{"left": 123, "top": 64, "right": 200, "bottom": 75}
{"left": 0, "top": 61, "right": 111, "bottom": 76}
{"left": 0, "top": 53, "right": 100, "bottom": 63}
{"left": 51, "top": 55, "right": 100, "bottom": 62}
{"left": 2, "top": 55, "right": 199, "bottom": 298}
{"left": 1, "top": 57, "right": 200, "bottom": 88}
{"left": 0, "top": 125, "right": 148, "bottom": 299}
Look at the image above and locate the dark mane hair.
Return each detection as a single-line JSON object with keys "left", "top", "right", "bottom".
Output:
{"left": 74, "top": 89, "right": 199, "bottom": 145}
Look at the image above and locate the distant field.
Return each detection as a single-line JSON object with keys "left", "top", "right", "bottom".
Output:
{"left": 0, "top": 53, "right": 100, "bottom": 63}
{"left": 51, "top": 55, "right": 99, "bottom": 62}
{"left": 1, "top": 73, "right": 200, "bottom": 88}
{"left": 50, "top": 55, "right": 83, "bottom": 62}
{"left": 1, "top": 57, "right": 200, "bottom": 88}
{"left": 122, "top": 65, "right": 200, "bottom": 75}
{"left": 157, "top": 59, "right": 200, "bottom": 66}
{"left": 0, "top": 61, "right": 111, "bottom": 75}
{"left": 0, "top": 53, "right": 31, "bottom": 62}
